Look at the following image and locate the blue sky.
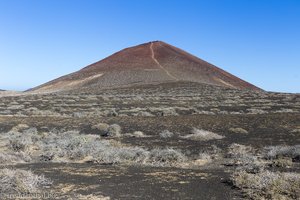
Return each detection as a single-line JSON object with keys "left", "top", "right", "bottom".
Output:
{"left": 0, "top": 0, "right": 299, "bottom": 92}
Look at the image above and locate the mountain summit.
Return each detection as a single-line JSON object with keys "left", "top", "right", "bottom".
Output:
{"left": 31, "top": 41, "right": 260, "bottom": 92}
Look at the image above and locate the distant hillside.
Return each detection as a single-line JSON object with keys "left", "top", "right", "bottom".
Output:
{"left": 31, "top": 41, "right": 261, "bottom": 92}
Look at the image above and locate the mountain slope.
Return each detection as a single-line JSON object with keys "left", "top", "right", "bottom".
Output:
{"left": 31, "top": 41, "right": 261, "bottom": 92}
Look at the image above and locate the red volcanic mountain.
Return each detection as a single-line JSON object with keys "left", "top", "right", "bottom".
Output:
{"left": 31, "top": 41, "right": 260, "bottom": 92}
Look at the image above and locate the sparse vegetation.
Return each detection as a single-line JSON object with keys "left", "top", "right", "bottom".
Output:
{"left": 0, "top": 168, "right": 52, "bottom": 194}
{"left": 0, "top": 152, "right": 31, "bottom": 164}
{"left": 270, "top": 157, "right": 293, "bottom": 168}
{"left": 291, "top": 129, "right": 300, "bottom": 134}
{"left": 0, "top": 129, "right": 189, "bottom": 167}
{"left": 76, "top": 194, "right": 111, "bottom": 200}
{"left": 228, "top": 127, "right": 248, "bottom": 134}
{"left": 197, "top": 153, "right": 212, "bottom": 163}
{"left": 148, "top": 148, "right": 187, "bottom": 166}
{"left": 226, "top": 143, "right": 264, "bottom": 173}
{"left": 92, "top": 123, "right": 110, "bottom": 136}
{"left": 263, "top": 145, "right": 300, "bottom": 162}
{"left": 181, "top": 128, "right": 224, "bottom": 141}
{"left": 131, "top": 131, "right": 146, "bottom": 137}
{"left": 159, "top": 130, "right": 174, "bottom": 138}
{"left": 106, "top": 124, "right": 122, "bottom": 137}
{"left": 0, "top": 81, "right": 299, "bottom": 199}
{"left": 231, "top": 170, "right": 300, "bottom": 199}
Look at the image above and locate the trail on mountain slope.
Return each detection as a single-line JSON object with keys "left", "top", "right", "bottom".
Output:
{"left": 150, "top": 42, "right": 178, "bottom": 81}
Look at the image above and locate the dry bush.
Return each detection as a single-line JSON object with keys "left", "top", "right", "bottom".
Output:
{"left": 10, "top": 124, "right": 30, "bottom": 132}
{"left": 131, "top": 131, "right": 146, "bottom": 138}
{"left": 226, "top": 144, "right": 264, "bottom": 173}
{"left": 107, "top": 109, "right": 118, "bottom": 117}
{"left": 228, "top": 127, "right": 248, "bottom": 134}
{"left": 92, "top": 123, "right": 121, "bottom": 137}
{"left": 159, "top": 130, "right": 174, "bottom": 138}
{"left": 107, "top": 124, "right": 121, "bottom": 137}
{"left": 231, "top": 170, "right": 300, "bottom": 199}
{"left": 124, "top": 131, "right": 147, "bottom": 138}
{"left": 0, "top": 168, "right": 52, "bottom": 194}
{"left": 291, "top": 129, "right": 300, "bottom": 134}
{"left": 181, "top": 128, "right": 224, "bottom": 141}
{"left": 150, "top": 107, "right": 178, "bottom": 116}
{"left": 270, "top": 157, "right": 293, "bottom": 168}
{"left": 148, "top": 148, "right": 187, "bottom": 166}
{"left": 263, "top": 145, "right": 300, "bottom": 162}
{"left": 246, "top": 108, "right": 267, "bottom": 114}
{"left": 84, "top": 140, "right": 149, "bottom": 164}
{"left": 76, "top": 194, "right": 111, "bottom": 200}
{"left": 9, "top": 133, "right": 34, "bottom": 152}
{"left": 197, "top": 153, "right": 212, "bottom": 162}
{"left": 0, "top": 152, "right": 31, "bottom": 164}
{"left": 197, "top": 145, "right": 222, "bottom": 161}
{"left": 1, "top": 128, "right": 188, "bottom": 167}
{"left": 227, "top": 143, "right": 254, "bottom": 159}
{"left": 134, "top": 111, "right": 154, "bottom": 117}
{"left": 92, "top": 123, "right": 110, "bottom": 136}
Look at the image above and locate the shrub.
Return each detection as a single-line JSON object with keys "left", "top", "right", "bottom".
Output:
{"left": 135, "top": 111, "right": 154, "bottom": 117}
{"left": 228, "top": 128, "right": 248, "bottom": 134}
{"left": 10, "top": 124, "right": 29, "bottom": 132}
{"left": 0, "top": 152, "right": 31, "bottom": 164}
{"left": 1, "top": 128, "right": 188, "bottom": 167}
{"left": 159, "top": 130, "right": 174, "bottom": 138}
{"left": 162, "top": 108, "right": 178, "bottom": 116}
{"left": 0, "top": 168, "right": 52, "bottom": 194}
{"left": 198, "top": 153, "right": 212, "bottom": 162}
{"left": 107, "top": 124, "right": 121, "bottom": 137}
{"left": 131, "top": 131, "right": 146, "bottom": 138}
{"left": 227, "top": 143, "right": 254, "bottom": 159}
{"left": 148, "top": 148, "right": 187, "bottom": 166}
{"left": 231, "top": 170, "right": 300, "bottom": 199}
{"left": 107, "top": 109, "right": 118, "bottom": 117}
{"left": 226, "top": 144, "right": 264, "bottom": 173}
{"left": 181, "top": 128, "right": 224, "bottom": 141}
{"left": 92, "top": 123, "right": 122, "bottom": 137}
{"left": 291, "top": 129, "right": 300, "bottom": 134}
{"left": 92, "top": 123, "right": 109, "bottom": 136}
{"left": 9, "top": 136, "right": 33, "bottom": 152}
{"left": 23, "top": 127, "right": 38, "bottom": 135}
{"left": 93, "top": 144, "right": 149, "bottom": 164}
{"left": 270, "top": 157, "right": 293, "bottom": 168}
{"left": 263, "top": 145, "right": 300, "bottom": 161}
{"left": 76, "top": 194, "right": 111, "bottom": 200}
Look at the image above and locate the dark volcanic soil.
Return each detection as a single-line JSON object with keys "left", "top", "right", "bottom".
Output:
{"left": 0, "top": 82, "right": 299, "bottom": 199}
{"left": 11, "top": 163, "right": 240, "bottom": 200}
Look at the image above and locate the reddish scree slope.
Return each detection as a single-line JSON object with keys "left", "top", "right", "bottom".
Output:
{"left": 31, "top": 41, "right": 261, "bottom": 92}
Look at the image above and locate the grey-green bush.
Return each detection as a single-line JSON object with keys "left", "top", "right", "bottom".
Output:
{"left": 0, "top": 168, "right": 52, "bottom": 194}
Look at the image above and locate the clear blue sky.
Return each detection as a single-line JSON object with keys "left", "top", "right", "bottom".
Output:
{"left": 0, "top": 0, "right": 299, "bottom": 92}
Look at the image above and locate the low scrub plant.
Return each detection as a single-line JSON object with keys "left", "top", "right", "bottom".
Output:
{"left": 148, "top": 148, "right": 187, "bottom": 166}
{"left": 159, "top": 130, "right": 174, "bottom": 138}
{"left": 181, "top": 128, "right": 224, "bottom": 141}
{"left": 0, "top": 168, "right": 52, "bottom": 194}
{"left": 226, "top": 143, "right": 264, "bottom": 173}
{"left": 0, "top": 152, "right": 31, "bottom": 164}
{"left": 1, "top": 128, "right": 189, "bottom": 167}
{"left": 263, "top": 145, "right": 300, "bottom": 162}
{"left": 92, "top": 123, "right": 122, "bottom": 137}
{"left": 228, "top": 127, "right": 248, "bottom": 134}
{"left": 231, "top": 170, "right": 300, "bottom": 199}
